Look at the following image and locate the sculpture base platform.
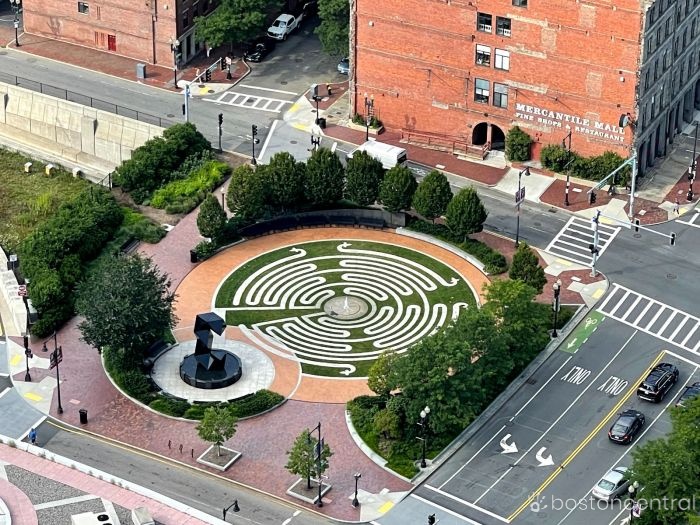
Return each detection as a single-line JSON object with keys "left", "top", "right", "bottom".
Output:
{"left": 179, "top": 349, "right": 242, "bottom": 389}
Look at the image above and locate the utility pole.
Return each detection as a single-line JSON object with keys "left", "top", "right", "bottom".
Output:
{"left": 589, "top": 211, "right": 601, "bottom": 277}
{"left": 687, "top": 121, "right": 698, "bottom": 201}
{"left": 562, "top": 128, "right": 572, "bottom": 206}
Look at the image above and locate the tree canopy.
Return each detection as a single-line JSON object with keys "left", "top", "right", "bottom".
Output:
{"left": 194, "top": 0, "right": 282, "bottom": 48}
{"left": 509, "top": 243, "right": 547, "bottom": 294}
{"left": 226, "top": 164, "right": 269, "bottom": 221}
{"left": 412, "top": 170, "right": 453, "bottom": 222}
{"left": 197, "top": 193, "right": 227, "bottom": 240}
{"left": 265, "top": 152, "right": 306, "bottom": 213}
{"left": 316, "top": 0, "right": 350, "bottom": 56}
{"left": 75, "top": 254, "right": 177, "bottom": 357}
{"left": 196, "top": 405, "right": 238, "bottom": 457}
{"left": 286, "top": 428, "right": 333, "bottom": 489}
{"left": 379, "top": 165, "right": 417, "bottom": 213}
{"left": 445, "top": 187, "right": 488, "bottom": 241}
{"left": 345, "top": 150, "right": 384, "bottom": 206}
{"left": 304, "top": 148, "right": 345, "bottom": 207}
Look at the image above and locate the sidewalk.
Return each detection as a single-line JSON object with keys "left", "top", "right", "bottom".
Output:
{"left": 0, "top": 439, "right": 218, "bottom": 525}
{"left": 6, "top": 32, "right": 247, "bottom": 93}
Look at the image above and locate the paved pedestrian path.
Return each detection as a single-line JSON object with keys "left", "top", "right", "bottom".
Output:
{"left": 0, "top": 440, "right": 217, "bottom": 524}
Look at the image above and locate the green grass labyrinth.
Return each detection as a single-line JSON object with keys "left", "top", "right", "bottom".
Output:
{"left": 215, "top": 240, "right": 477, "bottom": 377}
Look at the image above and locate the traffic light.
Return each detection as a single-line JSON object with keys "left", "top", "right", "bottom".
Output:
{"left": 670, "top": 232, "right": 676, "bottom": 246}
{"left": 588, "top": 191, "right": 597, "bottom": 205}
{"left": 588, "top": 243, "right": 599, "bottom": 255}
{"left": 205, "top": 69, "right": 211, "bottom": 82}
{"left": 181, "top": 103, "right": 186, "bottom": 116}
{"left": 218, "top": 113, "right": 223, "bottom": 126}
{"left": 634, "top": 218, "right": 640, "bottom": 232}
{"left": 252, "top": 124, "right": 258, "bottom": 136}
{"left": 428, "top": 514, "right": 436, "bottom": 525}
{"left": 220, "top": 59, "right": 226, "bottom": 71}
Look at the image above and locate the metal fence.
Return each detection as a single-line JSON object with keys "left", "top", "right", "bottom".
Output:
{"left": 0, "top": 72, "right": 177, "bottom": 128}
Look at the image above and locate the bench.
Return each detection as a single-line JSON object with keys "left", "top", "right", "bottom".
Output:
{"left": 358, "top": 217, "right": 384, "bottom": 229}
{"left": 298, "top": 214, "right": 329, "bottom": 227}
{"left": 119, "top": 236, "right": 140, "bottom": 254}
{"left": 329, "top": 215, "right": 357, "bottom": 226}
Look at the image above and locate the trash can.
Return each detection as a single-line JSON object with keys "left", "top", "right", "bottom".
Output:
{"left": 190, "top": 249, "right": 198, "bottom": 263}
{"left": 136, "top": 63, "right": 147, "bottom": 79}
{"left": 79, "top": 408, "right": 88, "bottom": 424}
{"left": 318, "top": 117, "right": 327, "bottom": 129}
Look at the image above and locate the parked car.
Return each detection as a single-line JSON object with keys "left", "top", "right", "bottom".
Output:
{"left": 337, "top": 57, "right": 350, "bottom": 75}
{"left": 244, "top": 38, "right": 276, "bottom": 62}
{"left": 675, "top": 381, "right": 700, "bottom": 407}
{"left": 591, "top": 466, "right": 630, "bottom": 502}
{"left": 637, "top": 362, "right": 679, "bottom": 402}
{"left": 608, "top": 409, "right": 645, "bottom": 444}
{"left": 267, "top": 14, "right": 299, "bottom": 40}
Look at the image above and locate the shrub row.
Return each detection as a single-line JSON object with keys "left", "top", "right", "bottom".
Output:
{"left": 148, "top": 390, "right": 285, "bottom": 419}
{"left": 150, "top": 160, "right": 231, "bottom": 214}
{"left": 540, "top": 145, "right": 630, "bottom": 185}
{"left": 406, "top": 218, "right": 508, "bottom": 274}
{"left": 112, "top": 123, "right": 211, "bottom": 204}
{"left": 21, "top": 189, "right": 123, "bottom": 336}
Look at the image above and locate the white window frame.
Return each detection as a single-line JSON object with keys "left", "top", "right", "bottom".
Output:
{"left": 476, "top": 45, "right": 491, "bottom": 66}
{"left": 495, "top": 49, "right": 510, "bottom": 70}
{"left": 78, "top": 1, "right": 89, "bottom": 14}
{"left": 494, "top": 83, "right": 508, "bottom": 108}
{"left": 475, "top": 78, "right": 490, "bottom": 104}
{"left": 477, "top": 13, "right": 493, "bottom": 33}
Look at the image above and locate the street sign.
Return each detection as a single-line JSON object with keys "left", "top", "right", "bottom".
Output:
{"left": 514, "top": 187, "right": 526, "bottom": 204}
{"left": 49, "top": 347, "right": 63, "bottom": 370}
{"left": 17, "top": 284, "right": 27, "bottom": 297}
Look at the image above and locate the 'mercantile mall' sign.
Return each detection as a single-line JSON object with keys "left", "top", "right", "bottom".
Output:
{"left": 514, "top": 104, "right": 626, "bottom": 143}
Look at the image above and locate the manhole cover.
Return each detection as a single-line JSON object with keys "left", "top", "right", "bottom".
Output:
{"left": 633, "top": 233, "right": 642, "bottom": 238}
{"left": 0, "top": 51, "right": 7, "bottom": 56}
{"left": 295, "top": 58, "right": 303, "bottom": 63}
{"left": 533, "top": 221, "right": 542, "bottom": 227}
{"left": 208, "top": 89, "right": 214, "bottom": 93}
{"left": 666, "top": 273, "right": 677, "bottom": 279}
{"left": 548, "top": 208, "right": 558, "bottom": 213}
{"left": 290, "top": 140, "right": 297, "bottom": 145}
{"left": 526, "top": 378, "right": 537, "bottom": 385}
{"left": 280, "top": 81, "right": 288, "bottom": 85}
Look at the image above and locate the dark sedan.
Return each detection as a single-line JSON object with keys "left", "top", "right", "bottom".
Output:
{"left": 608, "top": 409, "right": 645, "bottom": 444}
{"left": 675, "top": 381, "right": 700, "bottom": 407}
{"left": 244, "top": 39, "right": 276, "bottom": 62}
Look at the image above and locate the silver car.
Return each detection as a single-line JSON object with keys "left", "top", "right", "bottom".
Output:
{"left": 591, "top": 466, "right": 629, "bottom": 501}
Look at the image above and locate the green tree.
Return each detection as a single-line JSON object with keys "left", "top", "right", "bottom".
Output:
{"left": 412, "top": 170, "right": 453, "bottom": 222}
{"left": 345, "top": 151, "right": 384, "bottom": 205}
{"left": 266, "top": 152, "right": 306, "bottom": 213}
{"left": 508, "top": 243, "right": 547, "bottom": 294}
{"left": 367, "top": 351, "right": 398, "bottom": 399}
{"left": 304, "top": 148, "right": 345, "bottom": 207}
{"left": 197, "top": 193, "right": 227, "bottom": 240}
{"left": 75, "top": 254, "right": 177, "bottom": 358}
{"left": 226, "top": 164, "right": 269, "bottom": 221}
{"left": 505, "top": 126, "right": 532, "bottom": 162}
{"left": 316, "top": 0, "right": 350, "bottom": 56}
{"left": 373, "top": 408, "right": 400, "bottom": 440}
{"left": 379, "top": 166, "right": 417, "bottom": 213}
{"left": 286, "top": 428, "right": 333, "bottom": 490}
{"left": 445, "top": 187, "right": 487, "bottom": 241}
{"left": 194, "top": 0, "right": 281, "bottom": 49}
{"left": 196, "top": 405, "right": 238, "bottom": 457}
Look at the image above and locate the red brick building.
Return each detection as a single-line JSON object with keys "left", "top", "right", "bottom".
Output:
{"left": 22, "top": 0, "right": 215, "bottom": 68}
{"left": 351, "top": 0, "right": 700, "bottom": 174}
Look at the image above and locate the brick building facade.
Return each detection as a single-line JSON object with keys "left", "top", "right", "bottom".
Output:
{"left": 351, "top": 0, "right": 700, "bottom": 174}
{"left": 22, "top": 0, "right": 217, "bottom": 68}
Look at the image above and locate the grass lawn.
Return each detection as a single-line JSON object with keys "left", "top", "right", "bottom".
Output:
{"left": 0, "top": 148, "right": 89, "bottom": 252}
{"left": 216, "top": 240, "right": 477, "bottom": 377}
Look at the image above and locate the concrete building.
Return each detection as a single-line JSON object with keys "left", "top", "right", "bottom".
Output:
{"left": 351, "top": 0, "right": 700, "bottom": 173}
{"left": 22, "top": 0, "right": 216, "bottom": 68}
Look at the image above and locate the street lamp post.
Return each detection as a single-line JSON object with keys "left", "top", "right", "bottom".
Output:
{"left": 10, "top": 0, "right": 21, "bottom": 47}
{"left": 170, "top": 38, "right": 180, "bottom": 88}
{"left": 364, "top": 93, "right": 374, "bottom": 141}
{"left": 515, "top": 167, "right": 530, "bottom": 247}
{"left": 562, "top": 128, "right": 572, "bottom": 206}
{"left": 687, "top": 121, "right": 698, "bottom": 201}
{"left": 352, "top": 472, "right": 361, "bottom": 508}
{"left": 23, "top": 335, "right": 32, "bottom": 382}
{"left": 220, "top": 186, "right": 225, "bottom": 209}
{"left": 310, "top": 422, "right": 324, "bottom": 507}
{"left": 628, "top": 481, "right": 640, "bottom": 522}
{"left": 552, "top": 279, "right": 562, "bottom": 337}
{"left": 418, "top": 405, "right": 431, "bottom": 469}
{"left": 42, "top": 331, "right": 63, "bottom": 414}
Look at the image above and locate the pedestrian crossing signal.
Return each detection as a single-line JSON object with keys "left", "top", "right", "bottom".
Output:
{"left": 588, "top": 191, "right": 597, "bottom": 204}
{"left": 670, "top": 232, "right": 676, "bottom": 246}
{"left": 428, "top": 514, "right": 436, "bottom": 525}
{"left": 205, "top": 69, "right": 211, "bottom": 82}
{"left": 634, "top": 218, "right": 640, "bottom": 232}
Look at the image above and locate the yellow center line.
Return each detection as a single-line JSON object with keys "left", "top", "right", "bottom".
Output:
{"left": 507, "top": 351, "right": 665, "bottom": 521}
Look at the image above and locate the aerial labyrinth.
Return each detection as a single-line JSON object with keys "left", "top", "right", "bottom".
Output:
{"left": 215, "top": 240, "right": 476, "bottom": 377}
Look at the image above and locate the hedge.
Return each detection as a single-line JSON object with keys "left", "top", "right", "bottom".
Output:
{"left": 150, "top": 160, "right": 231, "bottom": 214}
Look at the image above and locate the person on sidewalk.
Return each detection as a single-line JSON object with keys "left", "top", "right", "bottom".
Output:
{"left": 673, "top": 198, "right": 680, "bottom": 215}
{"left": 28, "top": 428, "right": 37, "bottom": 446}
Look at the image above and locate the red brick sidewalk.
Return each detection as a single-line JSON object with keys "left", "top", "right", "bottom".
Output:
{"left": 8, "top": 32, "right": 246, "bottom": 91}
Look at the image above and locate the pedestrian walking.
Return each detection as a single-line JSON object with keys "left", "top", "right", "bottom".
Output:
{"left": 28, "top": 427, "right": 37, "bottom": 445}
{"left": 673, "top": 198, "right": 680, "bottom": 215}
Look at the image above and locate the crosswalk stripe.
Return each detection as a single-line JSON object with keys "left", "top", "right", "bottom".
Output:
{"left": 545, "top": 216, "right": 621, "bottom": 267}
{"left": 677, "top": 211, "right": 700, "bottom": 228}
{"left": 597, "top": 283, "right": 700, "bottom": 355}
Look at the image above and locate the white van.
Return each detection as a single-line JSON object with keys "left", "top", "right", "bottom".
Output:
{"left": 347, "top": 140, "right": 408, "bottom": 170}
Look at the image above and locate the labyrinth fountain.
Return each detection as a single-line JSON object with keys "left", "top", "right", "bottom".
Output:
{"left": 179, "top": 312, "right": 243, "bottom": 389}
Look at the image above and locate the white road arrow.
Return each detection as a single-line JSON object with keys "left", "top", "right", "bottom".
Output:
{"left": 566, "top": 338, "right": 578, "bottom": 349}
{"left": 535, "top": 447, "right": 554, "bottom": 466}
{"left": 499, "top": 434, "right": 518, "bottom": 454}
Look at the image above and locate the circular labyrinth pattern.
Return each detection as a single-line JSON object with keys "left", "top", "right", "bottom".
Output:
{"left": 217, "top": 241, "right": 477, "bottom": 377}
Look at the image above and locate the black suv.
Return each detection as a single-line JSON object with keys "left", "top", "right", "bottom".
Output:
{"left": 636, "top": 362, "right": 679, "bottom": 402}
